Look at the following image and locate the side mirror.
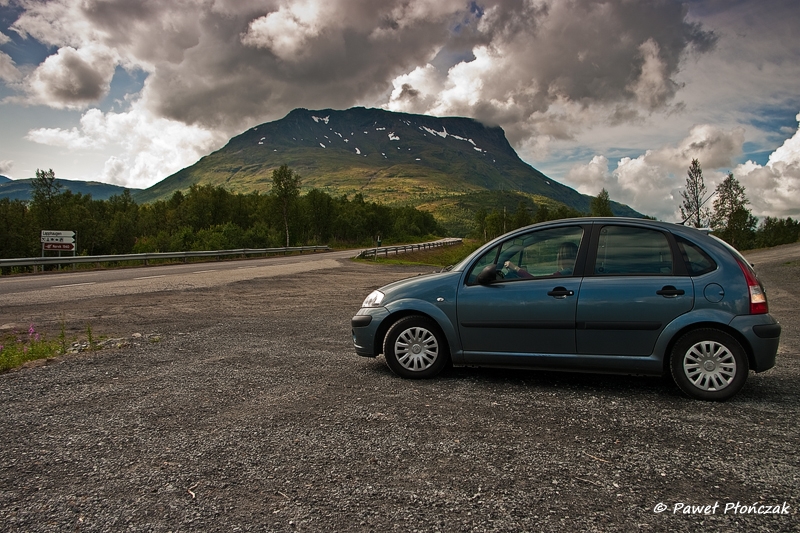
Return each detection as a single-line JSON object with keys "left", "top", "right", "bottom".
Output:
{"left": 476, "top": 263, "right": 498, "bottom": 285}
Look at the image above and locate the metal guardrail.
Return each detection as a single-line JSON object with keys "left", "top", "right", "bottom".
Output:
{"left": 357, "top": 238, "right": 463, "bottom": 259}
{"left": 0, "top": 246, "right": 331, "bottom": 273}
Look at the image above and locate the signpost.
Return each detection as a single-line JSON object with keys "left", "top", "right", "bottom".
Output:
{"left": 41, "top": 230, "right": 77, "bottom": 261}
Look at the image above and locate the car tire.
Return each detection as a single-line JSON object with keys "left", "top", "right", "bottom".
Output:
{"left": 383, "top": 316, "right": 448, "bottom": 379}
{"left": 669, "top": 329, "right": 749, "bottom": 401}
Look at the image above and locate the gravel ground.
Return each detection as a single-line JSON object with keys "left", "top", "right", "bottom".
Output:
{"left": 0, "top": 245, "right": 798, "bottom": 532}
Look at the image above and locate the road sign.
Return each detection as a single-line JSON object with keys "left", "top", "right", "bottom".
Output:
{"left": 41, "top": 230, "right": 75, "bottom": 244}
{"left": 43, "top": 242, "right": 75, "bottom": 251}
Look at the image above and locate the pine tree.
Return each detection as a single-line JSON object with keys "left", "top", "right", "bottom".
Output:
{"left": 680, "top": 159, "right": 710, "bottom": 227}
{"left": 590, "top": 188, "right": 614, "bottom": 217}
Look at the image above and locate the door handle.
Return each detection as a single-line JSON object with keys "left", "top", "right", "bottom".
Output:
{"left": 547, "top": 286, "right": 575, "bottom": 299}
{"left": 656, "top": 285, "right": 685, "bottom": 298}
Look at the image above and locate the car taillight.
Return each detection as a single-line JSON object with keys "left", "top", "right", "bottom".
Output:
{"left": 736, "top": 258, "right": 768, "bottom": 314}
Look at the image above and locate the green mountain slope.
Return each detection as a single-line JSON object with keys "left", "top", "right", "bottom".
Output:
{"left": 134, "top": 107, "right": 640, "bottom": 226}
{"left": 0, "top": 178, "right": 140, "bottom": 202}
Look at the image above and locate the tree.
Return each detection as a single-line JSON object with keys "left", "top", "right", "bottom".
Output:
{"left": 271, "top": 164, "right": 302, "bottom": 246}
{"left": 711, "top": 172, "right": 756, "bottom": 249}
{"left": 533, "top": 204, "right": 550, "bottom": 223}
{"left": 680, "top": 159, "right": 711, "bottom": 228}
{"left": 590, "top": 188, "right": 614, "bottom": 217}
{"left": 473, "top": 207, "right": 488, "bottom": 240}
{"left": 511, "top": 201, "right": 532, "bottom": 229}
{"left": 29, "top": 168, "right": 62, "bottom": 228}
{"left": 756, "top": 217, "right": 800, "bottom": 248}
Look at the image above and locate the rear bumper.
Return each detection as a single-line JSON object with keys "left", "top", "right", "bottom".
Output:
{"left": 753, "top": 322, "right": 782, "bottom": 339}
{"left": 730, "top": 314, "right": 781, "bottom": 373}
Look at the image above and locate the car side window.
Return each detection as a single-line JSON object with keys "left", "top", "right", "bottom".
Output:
{"left": 593, "top": 226, "right": 673, "bottom": 275}
{"left": 676, "top": 236, "right": 717, "bottom": 275}
{"left": 466, "top": 226, "right": 584, "bottom": 284}
{"left": 465, "top": 244, "right": 500, "bottom": 285}
{"left": 506, "top": 226, "right": 583, "bottom": 278}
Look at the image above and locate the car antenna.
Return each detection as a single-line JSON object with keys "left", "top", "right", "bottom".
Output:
{"left": 678, "top": 191, "right": 716, "bottom": 226}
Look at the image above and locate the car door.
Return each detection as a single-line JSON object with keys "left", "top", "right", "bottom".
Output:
{"left": 457, "top": 225, "right": 586, "bottom": 363}
{"left": 576, "top": 224, "right": 694, "bottom": 356}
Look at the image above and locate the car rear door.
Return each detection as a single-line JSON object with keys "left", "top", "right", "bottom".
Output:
{"left": 575, "top": 224, "right": 694, "bottom": 356}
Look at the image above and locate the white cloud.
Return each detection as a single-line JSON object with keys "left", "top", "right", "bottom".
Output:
{"left": 25, "top": 101, "right": 225, "bottom": 188}
{"left": 0, "top": 159, "right": 13, "bottom": 175}
{"left": 0, "top": 50, "right": 20, "bottom": 82}
{"left": 733, "top": 113, "right": 800, "bottom": 218}
{"left": 627, "top": 39, "right": 675, "bottom": 110}
{"left": 241, "top": 1, "right": 328, "bottom": 61}
{"left": 382, "top": 0, "right": 716, "bottom": 155}
{"left": 0, "top": 30, "right": 20, "bottom": 82}
{"left": 386, "top": 64, "right": 444, "bottom": 114}
{"left": 24, "top": 45, "right": 118, "bottom": 108}
{"left": 564, "top": 126, "right": 735, "bottom": 220}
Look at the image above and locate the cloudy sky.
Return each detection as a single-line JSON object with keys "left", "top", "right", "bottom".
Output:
{"left": 1, "top": 0, "right": 798, "bottom": 221}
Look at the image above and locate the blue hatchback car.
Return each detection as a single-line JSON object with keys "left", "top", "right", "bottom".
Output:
{"left": 352, "top": 218, "right": 781, "bottom": 401}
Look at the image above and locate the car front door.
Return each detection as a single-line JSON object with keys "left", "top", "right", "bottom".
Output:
{"left": 576, "top": 224, "right": 694, "bottom": 356}
{"left": 457, "top": 225, "right": 586, "bottom": 363}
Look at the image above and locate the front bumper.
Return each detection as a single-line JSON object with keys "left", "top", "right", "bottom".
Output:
{"left": 351, "top": 307, "right": 389, "bottom": 357}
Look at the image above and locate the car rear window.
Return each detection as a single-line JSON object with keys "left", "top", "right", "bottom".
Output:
{"left": 676, "top": 236, "right": 717, "bottom": 276}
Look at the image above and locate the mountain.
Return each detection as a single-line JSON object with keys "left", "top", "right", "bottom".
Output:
{"left": 133, "top": 107, "right": 641, "bottom": 230}
{"left": 0, "top": 175, "right": 10, "bottom": 183}
{"left": 0, "top": 178, "right": 140, "bottom": 202}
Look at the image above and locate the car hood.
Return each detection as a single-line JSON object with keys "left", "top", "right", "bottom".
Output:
{"left": 378, "top": 270, "right": 462, "bottom": 304}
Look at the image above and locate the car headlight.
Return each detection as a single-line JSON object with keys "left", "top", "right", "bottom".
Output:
{"left": 362, "top": 290, "right": 385, "bottom": 308}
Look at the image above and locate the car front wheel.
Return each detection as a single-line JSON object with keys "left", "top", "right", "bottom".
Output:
{"left": 670, "top": 329, "right": 749, "bottom": 401}
{"left": 383, "top": 316, "right": 448, "bottom": 379}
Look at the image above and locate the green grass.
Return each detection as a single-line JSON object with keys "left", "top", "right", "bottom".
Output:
{"left": 0, "top": 324, "right": 62, "bottom": 372}
{"left": 364, "top": 240, "right": 482, "bottom": 268}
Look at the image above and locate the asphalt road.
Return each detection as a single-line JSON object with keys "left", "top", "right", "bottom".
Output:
{"left": 0, "top": 249, "right": 357, "bottom": 307}
{"left": 0, "top": 244, "right": 798, "bottom": 532}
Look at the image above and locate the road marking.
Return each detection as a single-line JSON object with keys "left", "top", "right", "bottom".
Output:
{"left": 193, "top": 270, "right": 217, "bottom": 273}
{"left": 52, "top": 282, "right": 96, "bottom": 288}
{"left": 134, "top": 275, "right": 166, "bottom": 280}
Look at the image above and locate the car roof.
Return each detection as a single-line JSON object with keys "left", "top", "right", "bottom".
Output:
{"left": 508, "top": 217, "right": 710, "bottom": 238}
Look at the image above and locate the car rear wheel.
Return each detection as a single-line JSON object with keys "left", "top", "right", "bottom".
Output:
{"left": 383, "top": 316, "right": 448, "bottom": 379}
{"left": 670, "top": 329, "right": 749, "bottom": 401}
